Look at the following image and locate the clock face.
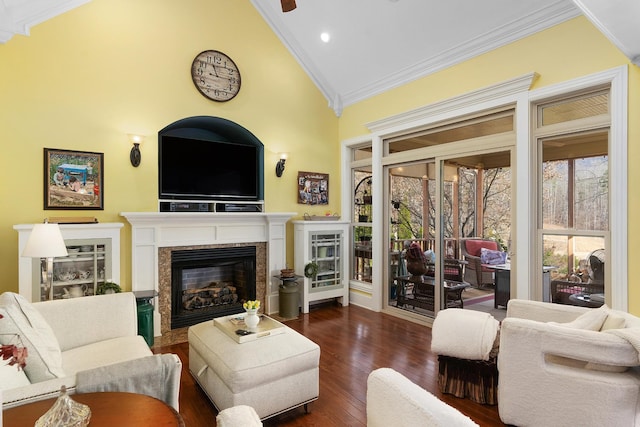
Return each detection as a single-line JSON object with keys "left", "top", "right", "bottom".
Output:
{"left": 191, "top": 50, "right": 241, "bottom": 102}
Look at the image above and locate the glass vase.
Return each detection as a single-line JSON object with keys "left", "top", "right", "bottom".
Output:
{"left": 35, "top": 386, "right": 91, "bottom": 427}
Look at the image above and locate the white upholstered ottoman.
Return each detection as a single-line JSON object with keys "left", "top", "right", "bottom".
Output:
{"left": 188, "top": 319, "right": 320, "bottom": 420}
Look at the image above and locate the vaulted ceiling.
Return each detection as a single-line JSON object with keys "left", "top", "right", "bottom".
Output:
{"left": 1, "top": 0, "right": 638, "bottom": 116}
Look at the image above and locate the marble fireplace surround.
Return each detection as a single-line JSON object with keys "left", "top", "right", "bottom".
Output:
{"left": 159, "top": 242, "right": 266, "bottom": 333}
{"left": 121, "top": 212, "right": 295, "bottom": 336}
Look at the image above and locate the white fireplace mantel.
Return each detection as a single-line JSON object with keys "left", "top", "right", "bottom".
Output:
{"left": 120, "top": 212, "right": 295, "bottom": 336}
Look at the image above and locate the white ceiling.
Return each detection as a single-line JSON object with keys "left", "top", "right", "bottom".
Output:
{"left": 250, "top": 0, "right": 639, "bottom": 116}
{"left": 1, "top": 0, "right": 638, "bottom": 116}
{"left": 0, "top": 0, "right": 90, "bottom": 43}
{"left": 251, "top": 0, "right": 581, "bottom": 115}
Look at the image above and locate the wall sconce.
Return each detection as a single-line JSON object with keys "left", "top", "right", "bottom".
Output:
{"left": 275, "top": 153, "right": 288, "bottom": 177}
{"left": 129, "top": 134, "right": 143, "bottom": 167}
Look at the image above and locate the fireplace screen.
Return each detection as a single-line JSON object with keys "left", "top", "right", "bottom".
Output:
{"left": 171, "top": 246, "right": 256, "bottom": 329}
{"left": 182, "top": 265, "right": 239, "bottom": 309}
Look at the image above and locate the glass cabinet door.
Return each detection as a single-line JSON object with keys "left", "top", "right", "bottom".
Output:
{"left": 309, "top": 232, "right": 342, "bottom": 291}
{"left": 33, "top": 238, "right": 112, "bottom": 301}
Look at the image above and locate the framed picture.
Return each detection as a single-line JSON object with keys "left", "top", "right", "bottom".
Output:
{"left": 44, "top": 148, "right": 104, "bottom": 210}
{"left": 297, "top": 171, "right": 329, "bottom": 205}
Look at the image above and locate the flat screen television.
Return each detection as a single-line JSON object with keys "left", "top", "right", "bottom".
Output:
{"left": 159, "top": 135, "right": 260, "bottom": 201}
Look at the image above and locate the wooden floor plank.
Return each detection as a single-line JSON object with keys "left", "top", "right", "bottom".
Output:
{"left": 153, "top": 302, "right": 506, "bottom": 426}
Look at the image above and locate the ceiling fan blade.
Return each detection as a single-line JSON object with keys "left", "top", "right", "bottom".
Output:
{"left": 281, "top": 0, "right": 296, "bottom": 12}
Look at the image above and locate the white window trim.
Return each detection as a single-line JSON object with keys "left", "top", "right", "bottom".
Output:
{"left": 342, "top": 135, "right": 380, "bottom": 310}
{"left": 341, "top": 66, "right": 628, "bottom": 314}
{"left": 529, "top": 65, "right": 628, "bottom": 310}
{"left": 344, "top": 74, "right": 536, "bottom": 315}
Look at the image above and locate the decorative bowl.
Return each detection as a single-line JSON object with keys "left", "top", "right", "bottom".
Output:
{"left": 58, "top": 271, "right": 77, "bottom": 281}
{"left": 280, "top": 268, "right": 296, "bottom": 278}
{"left": 67, "top": 248, "right": 80, "bottom": 257}
{"left": 78, "top": 270, "right": 92, "bottom": 280}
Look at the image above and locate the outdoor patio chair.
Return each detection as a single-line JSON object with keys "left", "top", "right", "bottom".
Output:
{"left": 551, "top": 248, "right": 605, "bottom": 305}
{"left": 460, "top": 238, "right": 502, "bottom": 288}
{"left": 424, "top": 259, "right": 465, "bottom": 282}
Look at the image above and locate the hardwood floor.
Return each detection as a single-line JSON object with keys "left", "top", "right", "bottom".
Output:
{"left": 153, "top": 302, "right": 506, "bottom": 426}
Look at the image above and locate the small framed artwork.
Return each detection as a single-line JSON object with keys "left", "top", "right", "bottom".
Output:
{"left": 44, "top": 148, "right": 104, "bottom": 210}
{"left": 298, "top": 171, "right": 329, "bottom": 205}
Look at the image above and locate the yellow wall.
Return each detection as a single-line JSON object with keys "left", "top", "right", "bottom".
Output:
{"left": 339, "top": 16, "right": 640, "bottom": 314}
{"left": 0, "top": 0, "right": 339, "bottom": 294}
{"left": 1, "top": 5, "right": 637, "bottom": 314}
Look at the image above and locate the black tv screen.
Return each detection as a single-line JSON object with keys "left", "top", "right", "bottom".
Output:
{"left": 159, "top": 136, "right": 259, "bottom": 201}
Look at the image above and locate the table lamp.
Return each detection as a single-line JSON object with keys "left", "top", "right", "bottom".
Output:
{"left": 22, "top": 222, "right": 68, "bottom": 297}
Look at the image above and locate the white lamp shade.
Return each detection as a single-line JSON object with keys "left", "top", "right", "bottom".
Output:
{"left": 22, "top": 223, "right": 69, "bottom": 258}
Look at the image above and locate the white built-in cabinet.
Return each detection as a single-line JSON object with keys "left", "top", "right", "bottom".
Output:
{"left": 14, "top": 223, "right": 123, "bottom": 302}
{"left": 293, "top": 220, "right": 350, "bottom": 313}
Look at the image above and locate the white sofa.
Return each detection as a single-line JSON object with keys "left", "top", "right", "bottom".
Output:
{"left": 214, "top": 368, "right": 478, "bottom": 427}
{"left": 367, "top": 368, "right": 478, "bottom": 427}
{"left": 216, "top": 405, "right": 263, "bottom": 427}
{"left": 0, "top": 292, "right": 181, "bottom": 410}
{"left": 498, "top": 299, "right": 640, "bottom": 427}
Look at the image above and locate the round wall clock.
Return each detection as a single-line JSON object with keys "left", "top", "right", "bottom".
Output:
{"left": 191, "top": 50, "right": 241, "bottom": 102}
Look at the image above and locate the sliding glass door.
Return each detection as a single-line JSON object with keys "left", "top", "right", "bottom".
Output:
{"left": 386, "top": 145, "right": 513, "bottom": 319}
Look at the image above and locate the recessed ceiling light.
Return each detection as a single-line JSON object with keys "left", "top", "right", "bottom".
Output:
{"left": 320, "top": 32, "right": 330, "bottom": 43}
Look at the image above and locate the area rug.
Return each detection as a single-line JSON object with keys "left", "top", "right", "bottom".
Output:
{"left": 464, "top": 294, "right": 495, "bottom": 306}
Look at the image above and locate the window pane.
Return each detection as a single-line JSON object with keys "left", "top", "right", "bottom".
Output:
{"left": 542, "top": 132, "right": 608, "bottom": 231}
{"left": 542, "top": 160, "right": 569, "bottom": 228}
{"left": 455, "top": 163, "right": 511, "bottom": 246}
{"left": 574, "top": 156, "right": 608, "bottom": 230}
{"left": 390, "top": 171, "right": 429, "bottom": 241}
{"left": 354, "top": 171, "right": 372, "bottom": 223}
{"left": 540, "top": 92, "right": 608, "bottom": 126}
{"left": 481, "top": 167, "right": 512, "bottom": 244}
{"left": 353, "top": 168, "right": 373, "bottom": 284}
{"left": 353, "top": 225, "right": 372, "bottom": 283}
{"left": 353, "top": 146, "right": 372, "bottom": 161}
{"left": 386, "top": 111, "right": 513, "bottom": 154}
{"left": 544, "top": 234, "right": 606, "bottom": 304}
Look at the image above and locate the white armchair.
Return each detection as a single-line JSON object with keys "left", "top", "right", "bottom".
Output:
{"left": 498, "top": 299, "right": 640, "bottom": 427}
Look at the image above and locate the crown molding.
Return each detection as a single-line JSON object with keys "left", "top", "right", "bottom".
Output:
{"left": 250, "top": 0, "right": 341, "bottom": 115}
{"left": 0, "top": 0, "right": 91, "bottom": 43}
{"left": 253, "top": 0, "right": 578, "bottom": 117}
{"left": 366, "top": 72, "right": 538, "bottom": 133}
{"left": 342, "top": 1, "right": 579, "bottom": 108}
{"left": 571, "top": 0, "right": 640, "bottom": 66}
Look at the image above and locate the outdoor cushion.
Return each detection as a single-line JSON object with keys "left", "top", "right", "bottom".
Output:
{"left": 465, "top": 240, "right": 498, "bottom": 257}
{"left": 480, "top": 248, "right": 506, "bottom": 265}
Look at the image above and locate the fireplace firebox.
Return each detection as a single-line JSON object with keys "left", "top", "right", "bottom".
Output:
{"left": 171, "top": 246, "right": 256, "bottom": 329}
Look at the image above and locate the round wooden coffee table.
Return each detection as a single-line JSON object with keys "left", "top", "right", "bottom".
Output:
{"left": 3, "top": 392, "right": 184, "bottom": 427}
